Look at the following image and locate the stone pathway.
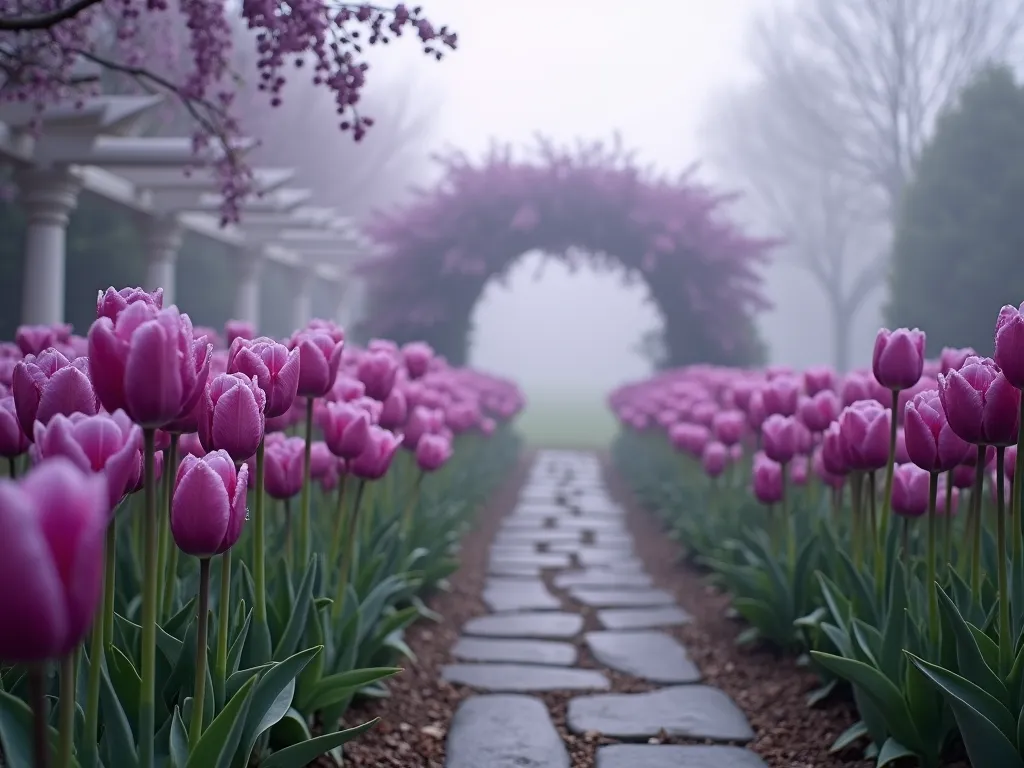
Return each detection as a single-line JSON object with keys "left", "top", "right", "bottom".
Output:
{"left": 444, "top": 450, "right": 766, "bottom": 768}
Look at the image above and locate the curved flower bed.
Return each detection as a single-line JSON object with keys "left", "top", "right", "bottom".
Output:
{"left": 0, "top": 291, "right": 523, "bottom": 768}
{"left": 360, "top": 138, "right": 776, "bottom": 367}
{"left": 611, "top": 306, "right": 1024, "bottom": 768}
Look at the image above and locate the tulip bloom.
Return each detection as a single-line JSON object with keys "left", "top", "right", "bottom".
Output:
{"left": 224, "top": 320, "right": 256, "bottom": 347}
{"left": 416, "top": 432, "right": 453, "bottom": 472}
{"left": 403, "top": 405, "right": 444, "bottom": 450}
{"left": 322, "top": 401, "right": 372, "bottom": 460}
{"left": 264, "top": 435, "right": 305, "bottom": 499}
{"left": 752, "top": 452, "right": 784, "bottom": 505}
{"left": 938, "top": 356, "right": 1020, "bottom": 446}
{"left": 939, "top": 346, "right": 975, "bottom": 375}
{"left": 170, "top": 451, "right": 248, "bottom": 558}
{"left": 357, "top": 349, "right": 399, "bottom": 401}
{"left": 34, "top": 411, "right": 143, "bottom": 513}
{"left": 378, "top": 388, "right": 408, "bottom": 430}
{"left": 903, "top": 389, "right": 972, "bottom": 473}
{"left": 761, "top": 376, "right": 800, "bottom": 417}
{"left": 0, "top": 458, "right": 108, "bottom": 662}
{"left": 402, "top": 342, "right": 433, "bottom": 379}
{"left": 762, "top": 414, "right": 798, "bottom": 464}
{"left": 197, "top": 373, "right": 267, "bottom": 462}
{"left": 96, "top": 286, "right": 163, "bottom": 322}
{"left": 0, "top": 395, "right": 28, "bottom": 458}
{"left": 13, "top": 348, "right": 99, "bottom": 439}
{"left": 798, "top": 390, "right": 839, "bottom": 433}
{"left": 872, "top": 328, "right": 926, "bottom": 391}
{"left": 701, "top": 441, "right": 728, "bottom": 478}
{"left": 838, "top": 400, "right": 891, "bottom": 471}
{"left": 350, "top": 427, "right": 403, "bottom": 480}
{"left": 891, "top": 463, "right": 931, "bottom": 517}
{"left": 289, "top": 330, "right": 344, "bottom": 398}
{"left": 711, "top": 410, "right": 745, "bottom": 446}
{"left": 87, "top": 303, "right": 212, "bottom": 429}
{"left": 227, "top": 337, "right": 300, "bottom": 418}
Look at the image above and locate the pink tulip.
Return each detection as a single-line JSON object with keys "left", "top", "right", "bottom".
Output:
{"left": 96, "top": 286, "right": 163, "bottom": 322}
{"left": 821, "top": 424, "right": 849, "bottom": 476}
{"left": 416, "top": 432, "right": 453, "bottom": 472}
{"left": 289, "top": 330, "right": 344, "bottom": 398}
{"left": 891, "top": 463, "right": 931, "bottom": 517}
{"left": 0, "top": 396, "right": 29, "bottom": 458}
{"left": 34, "top": 411, "right": 142, "bottom": 513}
{"left": 378, "top": 387, "right": 408, "bottom": 430}
{"left": 357, "top": 349, "right": 399, "bottom": 401}
{"left": 804, "top": 366, "right": 835, "bottom": 396}
{"left": 762, "top": 414, "right": 799, "bottom": 464}
{"left": 171, "top": 451, "right": 248, "bottom": 558}
{"left": 402, "top": 342, "right": 433, "bottom": 379}
{"left": 224, "top": 320, "right": 256, "bottom": 347}
{"left": 798, "top": 390, "right": 840, "bottom": 433}
{"left": 939, "top": 347, "right": 976, "bottom": 376}
{"left": 179, "top": 432, "right": 206, "bottom": 459}
{"left": 350, "top": 427, "right": 403, "bottom": 480}
{"left": 322, "top": 401, "right": 372, "bottom": 460}
{"left": 701, "top": 441, "right": 728, "bottom": 478}
{"left": 227, "top": 337, "right": 300, "bottom": 419}
{"left": 711, "top": 410, "right": 745, "bottom": 446}
{"left": 840, "top": 373, "right": 874, "bottom": 406}
{"left": 938, "top": 356, "right": 1019, "bottom": 446}
{"left": 88, "top": 302, "right": 212, "bottom": 429}
{"left": 668, "top": 422, "right": 710, "bottom": 458}
{"left": 838, "top": 400, "right": 891, "bottom": 471}
{"left": 264, "top": 435, "right": 305, "bottom": 499}
{"left": 403, "top": 406, "right": 444, "bottom": 450}
{"left": 752, "top": 452, "right": 784, "bottom": 505}
{"left": 13, "top": 349, "right": 98, "bottom": 439}
{"left": 0, "top": 459, "right": 108, "bottom": 662}
{"left": 996, "top": 304, "right": 1024, "bottom": 388}
{"left": 761, "top": 377, "right": 800, "bottom": 417}
{"left": 198, "top": 373, "right": 267, "bottom": 462}
{"left": 872, "top": 328, "right": 926, "bottom": 391}
{"left": 903, "top": 389, "right": 972, "bottom": 473}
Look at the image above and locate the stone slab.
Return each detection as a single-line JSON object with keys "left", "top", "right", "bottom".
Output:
{"left": 554, "top": 570, "right": 653, "bottom": 589}
{"left": 596, "top": 745, "right": 767, "bottom": 768}
{"left": 584, "top": 631, "right": 700, "bottom": 683}
{"left": 490, "top": 545, "right": 540, "bottom": 558}
{"left": 488, "top": 563, "right": 543, "bottom": 577}
{"left": 451, "top": 637, "right": 578, "bottom": 666}
{"left": 570, "top": 587, "right": 676, "bottom": 609}
{"left": 463, "top": 611, "right": 584, "bottom": 639}
{"left": 491, "top": 552, "right": 571, "bottom": 569}
{"left": 514, "top": 503, "right": 568, "bottom": 517}
{"left": 567, "top": 686, "right": 754, "bottom": 742}
{"left": 484, "top": 578, "right": 561, "bottom": 612}
{"left": 597, "top": 607, "right": 692, "bottom": 630}
{"left": 556, "top": 517, "right": 627, "bottom": 532}
{"left": 496, "top": 530, "right": 582, "bottom": 545}
{"left": 578, "top": 550, "right": 643, "bottom": 567}
{"left": 447, "top": 694, "right": 569, "bottom": 768}
{"left": 443, "top": 663, "right": 610, "bottom": 692}
{"left": 547, "top": 541, "right": 634, "bottom": 555}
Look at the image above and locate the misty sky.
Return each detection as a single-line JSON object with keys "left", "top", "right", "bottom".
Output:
{"left": 365, "top": 0, "right": 884, "bottom": 399}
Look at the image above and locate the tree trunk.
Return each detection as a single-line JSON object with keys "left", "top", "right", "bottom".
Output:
{"left": 832, "top": 299, "right": 852, "bottom": 373}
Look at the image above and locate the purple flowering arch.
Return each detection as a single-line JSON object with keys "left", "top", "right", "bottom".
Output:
{"left": 360, "top": 139, "right": 775, "bottom": 367}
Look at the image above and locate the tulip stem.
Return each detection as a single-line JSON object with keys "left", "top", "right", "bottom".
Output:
{"left": 103, "top": 519, "right": 116, "bottom": 647}
{"left": 332, "top": 479, "right": 366, "bottom": 621}
{"left": 157, "top": 435, "right": 179, "bottom": 621}
{"left": 56, "top": 654, "right": 75, "bottom": 768}
{"left": 971, "top": 446, "right": 985, "bottom": 602}
{"left": 214, "top": 550, "right": 232, "bottom": 703}
{"left": 190, "top": 558, "right": 211, "bottom": 746}
{"left": 944, "top": 471, "right": 954, "bottom": 571}
{"left": 927, "top": 472, "right": 939, "bottom": 645}
{"left": 83, "top": 580, "right": 105, "bottom": 768}
{"left": 7, "top": 456, "right": 15, "bottom": 477}
{"left": 998, "top": 445, "right": 1011, "bottom": 677}
{"left": 29, "top": 664, "right": 49, "bottom": 768}
{"left": 329, "top": 473, "right": 349, "bottom": 566}
{"left": 401, "top": 471, "right": 425, "bottom": 548}
{"left": 251, "top": 437, "right": 272, "bottom": 663}
{"left": 139, "top": 428, "right": 158, "bottom": 768}
{"left": 851, "top": 472, "right": 863, "bottom": 569}
{"left": 298, "top": 398, "right": 314, "bottom": 565}
{"left": 781, "top": 462, "right": 794, "bottom": 568}
{"left": 1013, "top": 393, "right": 1024, "bottom": 581}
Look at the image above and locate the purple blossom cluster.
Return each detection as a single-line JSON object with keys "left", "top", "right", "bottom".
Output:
{"left": 360, "top": 138, "right": 776, "bottom": 366}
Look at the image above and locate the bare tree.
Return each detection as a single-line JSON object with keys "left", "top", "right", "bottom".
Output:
{"left": 752, "top": 0, "right": 1024, "bottom": 216}
{"left": 701, "top": 70, "right": 887, "bottom": 371}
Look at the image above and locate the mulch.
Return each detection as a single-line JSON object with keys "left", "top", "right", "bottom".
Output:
{"left": 341, "top": 450, "right": 882, "bottom": 768}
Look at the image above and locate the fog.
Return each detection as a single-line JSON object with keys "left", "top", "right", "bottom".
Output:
{"left": 353, "top": 0, "right": 1019, "bottom": 405}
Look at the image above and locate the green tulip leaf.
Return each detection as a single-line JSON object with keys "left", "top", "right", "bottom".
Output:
{"left": 98, "top": 657, "right": 138, "bottom": 767}
{"left": 876, "top": 737, "right": 916, "bottom": 767}
{"left": 830, "top": 719, "right": 868, "bottom": 753}
{"left": 936, "top": 588, "right": 1008, "bottom": 706}
{"left": 811, "top": 651, "right": 921, "bottom": 750}
{"left": 816, "top": 573, "right": 852, "bottom": 636}
{"left": 0, "top": 689, "right": 50, "bottom": 768}
{"left": 106, "top": 644, "right": 142, "bottom": 729}
{"left": 305, "top": 667, "right": 402, "bottom": 713}
{"left": 227, "top": 607, "right": 254, "bottom": 674}
{"left": 259, "top": 717, "right": 379, "bottom": 768}
{"left": 273, "top": 558, "right": 317, "bottom": 662}
{"left": 184, "top": 674, "right": 257, "bottom": 768}
{"left": 850, "top": 619, "right": 882, "bottom": 668}
{"left": 268, "top": 707, "right": 312, "bottom": 751}
{"left": 225, "top": 665, "right": 271, "bottom": 704}
{"left": 169, "top": 706, "right": 189, "bottom": 768}
{"left": 165, "top": 597, "right": 199, "bottom": 639}
{"left": 234, "top": 646, "right": 323, "bottom": 768}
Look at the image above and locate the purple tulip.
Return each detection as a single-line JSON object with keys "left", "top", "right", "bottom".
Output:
{"left": 402, "top": 342, "right": 433, "bottom": 379}
{"left": 938, "top": 356, "right": 1020, "bottom": 446}
{"left": 995, "top": 304, "right": 1024, "bottom": 388}
{"left": 96, "top": 286, "right": 163, "bottom": 322}
{"left": 711, "top": 409, "right": 745, "bottom": 446}
{"left": 904, "top": 389, "right": 972, "bottom": 473}
{"left": 891, "top": 463, "right": 931, "bottom": 517}
{"left": 415, "top": 432, "right": 452, "bottom": 472}
{"left": 838, "top": 400, "right": 891, "bottom": 471}
{"left": 227, "top": 336, "right": 300, "bottom": 419}
{"left": 761, "top": 376, "right": 800, "bottom": 417}
{"left": 939, "top": 347, "right": 976, "bottom": 376}
{"left": 701, "top": 441, "right": 728, "bottom": 478}
{"left": 378, "top": 387, "right": 408, "bottom": 430}
{"left": 872, "top": 328, "right": 926, "bottom": 391}
{"left": 322, "top": 401, "right": 372, "bottom": 460}
{"left": 289, "top": 330, "right": 343, "bottom": 398}
{"left": 34, "top": 411, "right": 143, "bottom": 513}
{"left": 198, "top": 373, "right": 267, "bottom": 462}
{"left": 264, "top": 435, "right": 305, "bottom": 499}
{"left": 752, "top": 452, "right": 784, "bottom": 505}
{"left": 357, "top": 349, "right": 399, "bottom": 401}
{"left": 87, "top": 302, "right": 212, "bottom": 429}
{"left": 0, "top": 458, "right": 108, "bottom": 662}
{"left": 171, "top": 451, "right": 248, "bottom": 558}
{"left": 762, "top": 414, "right": 799, "bottom": 464}
{"left": 0, "top": 396, "right": 29, "bottom": 458}
{"left": 350, "top": 427, "right": 403, "bottom": 480}
{"left": 798, "top": 390, "right": 840, "bottom": 433}
{"left": 224, "top": 320, "right": 256, "bottom": 347}
{"left": 13, "top": 348, "right": 98, "bottom": 439}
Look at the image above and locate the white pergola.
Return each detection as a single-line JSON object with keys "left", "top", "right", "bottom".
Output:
{"left": 0, "top": 95, "right": 370, "bottom": 333}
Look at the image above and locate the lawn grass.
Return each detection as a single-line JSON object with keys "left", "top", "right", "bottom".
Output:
{"left": 514, "top": 397, "right": 619, "bottom": 449}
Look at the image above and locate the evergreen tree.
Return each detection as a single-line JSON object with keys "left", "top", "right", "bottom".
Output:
{"left": 887, "top": 65, "right": 1024, "bottom": 353}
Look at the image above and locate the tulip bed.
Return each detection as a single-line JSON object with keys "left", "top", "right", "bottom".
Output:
{"left": 611, "top": 306, "right": 1024, "bottom": 768}
{"left": 0, "top": 288, "right": 524, "bottom": 768}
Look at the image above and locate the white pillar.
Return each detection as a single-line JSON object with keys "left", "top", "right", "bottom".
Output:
{"left": 333, "top": 277, "right": 348, "bottom": 326}
{"left": 17, "top": 167, "right": 81, "bottom": 326}
{"left": 233, "top": 252, "right": 262, "bottom": 327}
{"left": 143, "top": 216, "right": 183, "bottom": 306}
{"left": 291, "top": 266, "right": 313, "bottom": 330}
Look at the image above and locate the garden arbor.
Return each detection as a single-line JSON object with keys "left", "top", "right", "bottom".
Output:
{"left": 360, "top": 140, "right": 775, "bottom": 367}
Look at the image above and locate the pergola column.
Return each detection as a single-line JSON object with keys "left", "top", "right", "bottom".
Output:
{"left": 233, "top": 251, "right": 263, "bottom": 328}
{"left": 17, "top": 167, "right": 81, "bottom": 325}
{"left": 291, "top": 265, "right": 313, "bottom": 330}
{"left": 143, "top": 215, "right": 183, "bottom": 306}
